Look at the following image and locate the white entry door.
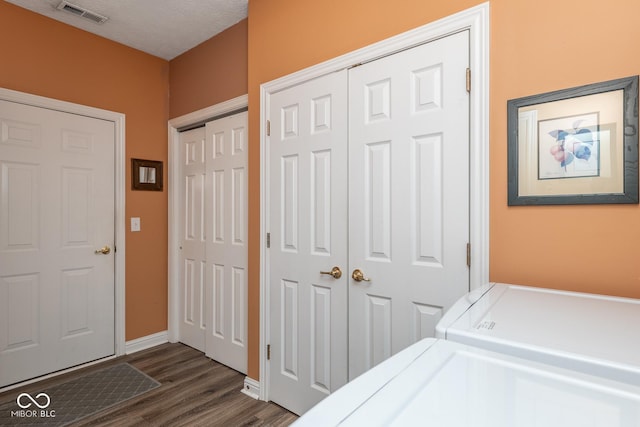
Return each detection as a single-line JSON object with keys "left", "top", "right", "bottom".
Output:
{"left": 177, "top": 112, "right": 248, "bottom": 374}
{"left": 348, "top": 31, "right": 470, "bottom": 379}
{"left": 0, "top": 99, "right": 115, "bottom": 387}
{"left": 268, "top": 70, "right": 349, "bottom": 415}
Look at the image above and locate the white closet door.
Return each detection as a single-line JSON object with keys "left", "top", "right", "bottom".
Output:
{"left": 268, "top": 70, "right": 349, "bottom": 415}
{"left": 348, "top": 30, "right": 470, "bottom": 379}
{"left": 0, "top": 99, "right": 115, "bottom": 387}
{"left": 205, "top": 112, "right": 248, "bottom": 374}
{"left": 178, "top": 127, "right": 207, "bottom": 352}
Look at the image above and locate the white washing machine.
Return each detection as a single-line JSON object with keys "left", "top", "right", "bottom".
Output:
{"left": 436, "top": 283, "right": 640, "bottom": 384}
{"left": 293, "top": 284, "right": 640, "bottom": 426}
{"left": 293, "top": 337, "right": 640, "bottom": 426}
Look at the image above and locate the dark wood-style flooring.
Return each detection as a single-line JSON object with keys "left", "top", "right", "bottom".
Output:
{"left": 0, "top": 343, "right": 298, "bottom": 426}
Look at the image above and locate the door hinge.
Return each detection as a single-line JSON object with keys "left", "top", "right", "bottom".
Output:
{"left": 466, "top": 243, "right": 471, "bottom": 268}
{"left": 266, "top": 232, "right": 271, "bottom": 248}
{"left": 466, "top": 68, "right": 471, "bottom": 93}
{"left": 266, "top": 120, "right": 271, "bottom": 136}
{"left": 267, "top": 344, "right": 271, "bottom": 360}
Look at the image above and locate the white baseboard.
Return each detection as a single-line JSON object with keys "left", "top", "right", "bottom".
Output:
{"left": 125, "top": 330, "right": 169, "bottom": 354}
{"left": 241, "top": 376, "right": 260, "bottom": 400}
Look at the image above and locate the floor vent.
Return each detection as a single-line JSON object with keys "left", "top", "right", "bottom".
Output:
{"left": 57, "top": 1, "right": 108, "bottom": 24}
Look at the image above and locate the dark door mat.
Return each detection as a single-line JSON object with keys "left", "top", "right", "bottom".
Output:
{"left": 0, "top": 363, "right": 160, "bottom": 426}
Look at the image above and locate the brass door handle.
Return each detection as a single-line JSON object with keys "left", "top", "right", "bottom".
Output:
{"left": 320, "top": 266, "right": 342, "bottom": 279}
{"left": 95, "top": 245, "right": 111, "bottom": 255}
{"left": 351, "top": 269, "right": 371, "bottom": 282}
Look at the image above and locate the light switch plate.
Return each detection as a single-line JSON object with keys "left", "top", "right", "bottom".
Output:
{"left": 131, "top": 217, "right": 141, "bottom": 232}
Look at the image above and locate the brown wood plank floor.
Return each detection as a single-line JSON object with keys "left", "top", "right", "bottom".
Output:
{"left": 0, "top": 343, "right": 298, "bottom": 426}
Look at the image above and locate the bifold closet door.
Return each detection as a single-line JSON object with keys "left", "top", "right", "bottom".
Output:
{"left": 205, "top": 112, "right": 248, "bottom": 374}
{"left": 178, "top": 127, "right": 207, "bottom": 352}
{"left": 178, "top": 112, "right": 248, "bottom": 375}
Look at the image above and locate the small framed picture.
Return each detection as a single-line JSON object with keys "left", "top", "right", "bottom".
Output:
{"left": 507, "top": 76, "right": 638, "bottom": 205}
{"left": 131, "top": 158, "right": 163, "bottom": 191}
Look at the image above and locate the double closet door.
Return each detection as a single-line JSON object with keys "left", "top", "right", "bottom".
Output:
{"left": 268, "top": 31, "right": 471, "bottom": 414}
{"left": 178, "top": 111, "right": 248, "bottom": 374}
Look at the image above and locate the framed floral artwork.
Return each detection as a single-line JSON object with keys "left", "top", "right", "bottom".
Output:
{"left": 507, "top": 76, "right": 638, "bottom": 205}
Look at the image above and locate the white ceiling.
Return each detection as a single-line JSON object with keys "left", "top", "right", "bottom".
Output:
{"left": 5, "top": 0, "right": 248, "bottom": 60}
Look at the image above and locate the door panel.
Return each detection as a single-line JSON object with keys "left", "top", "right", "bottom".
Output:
{"left": 0, "top": 99, "right": 115, "bottom": 387}
{"left": 1, "top": 161, "right": 38, "bottom": 253}
{"left": 348, "top": 31, "right": 470, "bottom": 379}
{"left": 205, "top": 112, "right": 248, "bottom": 374}
{"left": 179, "top": 127, "right": 207, "bottom": 351}
{"left": 366, "top": 294, "right": 392, "bottom": 367}
{"left": 364, "top": 141, "right": 391, "bottom": 260}
{"left": 269, "top": 70, "right": 348, "bottom": 415}
{"left": 311, "top": 284, "right": 332, "bottom": 391}
{"left": 1, "top": 275, "right": 38, "bottom": 353}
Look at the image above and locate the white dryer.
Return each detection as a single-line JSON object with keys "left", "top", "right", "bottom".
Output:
{"left": 293, "top": 337, "right": 640, "bottom": 426}
{"left": 436, "top": 283, "right": 640, "bottom": 384}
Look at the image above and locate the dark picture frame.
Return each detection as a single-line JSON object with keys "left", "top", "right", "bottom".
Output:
{"left": 131, "top": 158, "right": 163, "bottom": 191}
{"left": 507, "top": 76, "right": 639, "bottom": 205}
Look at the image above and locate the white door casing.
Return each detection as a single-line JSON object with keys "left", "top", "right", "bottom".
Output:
{"left": 205, "top": 112, "right": 248, "bottom": 374}
{"left": 0, "top": 99, "right": 116, "bottom": 387}
{"left": 178, "top": 127, "right": 207, "bottom": 352}
{"left": 268, "top": 70, "right": 349, "bottom": 415}
{"left": 348, "top": 31, "right": 470, "bottom": 379}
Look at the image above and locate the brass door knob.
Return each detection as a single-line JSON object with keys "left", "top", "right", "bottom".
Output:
{"left": 320, "top": 266, "right": 342, "bottom": 279}
{"left": 95, "top": 245, "right": 111, "bottom": 255}
{"left": 351, "top": 269, "right": 371, "bottom": 282}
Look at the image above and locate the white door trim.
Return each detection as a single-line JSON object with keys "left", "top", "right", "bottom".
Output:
{"left": 0, "top": 87, "right": 127, "bottom": 358}
{"left": 260, "top": 2, "right": 490, "bottom": 401}
{"left": 167, "top": 94, "right": 249, "bottom": 343}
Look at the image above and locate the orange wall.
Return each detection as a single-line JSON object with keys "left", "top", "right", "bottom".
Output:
{"left": 490, "top": 0, "right": 640, "bottom": 297}
{"left": 246, "top": 0, "right": 640, "bottom": 379}
{"left": 169, "top": 19, "right": 248, "bottom": 118}
{"left": 0, "top": 2, "right": 170, "bottom": 341}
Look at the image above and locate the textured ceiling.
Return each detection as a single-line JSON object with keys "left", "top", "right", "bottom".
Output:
{"left": 5, "top": 0, "right": 248, "bottom": 60}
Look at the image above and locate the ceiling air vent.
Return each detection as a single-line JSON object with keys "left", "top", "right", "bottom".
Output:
{"left": 57, "top": 1, "right": 108, "bottom": 24}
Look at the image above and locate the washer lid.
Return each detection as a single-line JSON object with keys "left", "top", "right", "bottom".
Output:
{"left": 295, "top": 339, "right": 640, "bottom": 427}
{"left": 439, "top": 283, "right": 640, "bottom": 383}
